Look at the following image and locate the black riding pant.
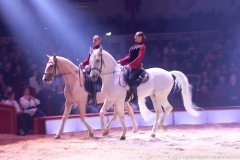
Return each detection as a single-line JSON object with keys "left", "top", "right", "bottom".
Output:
{"left": 126, "top": 68, "right": 143, "bottom": 86}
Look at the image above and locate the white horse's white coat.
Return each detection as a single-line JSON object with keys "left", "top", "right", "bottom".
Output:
{"left": 89, "top": 48, "right": 199, "bottom": 139}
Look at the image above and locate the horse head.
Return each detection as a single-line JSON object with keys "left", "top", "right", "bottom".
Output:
{"left": 42, "top": 54, "right": 59, "bottom": 83}
{"left": 89, "top": 47, "right": 103, "bottom": 82}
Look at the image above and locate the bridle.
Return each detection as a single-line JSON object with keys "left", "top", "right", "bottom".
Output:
{"left": 90, "top": 51, "right": 127, "bottom": 87}
{"left": 44, "top": 58, "right": 71, "bottom": 79}
{"left": 90, "top": 53, "right": 103, "bottom": 74}
{"left": 43, "top": 61, "right": 58, "bottom": 79}
{"left": 90, "top": 53, "right": 120, "bottom": 76}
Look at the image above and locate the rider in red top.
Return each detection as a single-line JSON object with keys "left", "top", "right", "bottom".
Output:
{"left": 118, "top": 31, "right": 146, "bottom": 102}
{"left": 79, "top": 35, "right": 102, "bottom": 105}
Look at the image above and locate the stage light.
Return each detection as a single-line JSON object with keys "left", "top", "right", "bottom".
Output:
{"left": 105, "top": 32, "right": 112, "bottom": 36}
{"left": 31, "top": 0, "right": 90, "bottom": 58}
{"left": 0, "top": 0, "right": 43, "bottom": 50}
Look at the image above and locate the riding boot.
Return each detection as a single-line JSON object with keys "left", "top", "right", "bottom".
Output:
{"left": 92, "top": 93, "right": 97, "bottom": 105}
{"left": 91, "top": 82, "right": 97, "bottom": 105}
{"left": 130, "top": 85, "right": 138, "bottom": 102}
{"left": 135, "top": 77, "right": 142, "bottom": 86}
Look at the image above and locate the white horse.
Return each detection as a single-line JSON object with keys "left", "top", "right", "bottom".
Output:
{"left": 89, "top": 48, "right": 199, "bottom": 140}
{"left": 42, "top": 54, "right": 137, "bottom": 139}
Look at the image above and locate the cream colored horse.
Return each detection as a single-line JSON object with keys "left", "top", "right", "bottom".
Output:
{"left": 89, "top": 48, "right": 199, "bottom": 140}
{"left": 42, "top": 55, "right": 137, "bottom": 138}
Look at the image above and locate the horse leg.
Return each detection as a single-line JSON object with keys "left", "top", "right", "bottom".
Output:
{"left": 124, "top": 102, "right": 137, "bottom": 133}
{"left": 115, "top": 101, "right": 127, "bottom": 140}
{"left": 100, "top": 99, "right": 113, "bottom": 135}
{"left": 55, "top": 101, "right": 72, "bottom": 139}
{"left": 103, "top": 108, "right": 117, "bottom": 136}
{"left": 79, "top": 116, "right": 94, "bottom": 137}
{"left": 150, "top": 94, "right": 163, "bottom": 137}
{"left": 104, "top": 102, "right": 138, "bottom": 135}
{"left": 160, "top": 99, "right": 173, "bottom": 130}
{"left": 78, "top": 99, "right": 94, "bottom": 137}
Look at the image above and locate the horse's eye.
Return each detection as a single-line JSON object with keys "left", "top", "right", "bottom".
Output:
{"left": 96, "top": 59, "right": 100, "bottom": 63}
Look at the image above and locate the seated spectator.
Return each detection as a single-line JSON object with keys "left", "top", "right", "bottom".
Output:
{"left": 3, "top": 91, "right": 32, "bottom": 135}
{"left": 29, "top": 70, "right": 41, "bottom": 94}
{"left": 2, "top": 86, "right": 13, "bottom": 100}
{"left": 195, "top": 85, "right": 212, "bottom": 107}
{"left": 225, "top": 74, "right": 240, "bottom": 106}
{"left": 212, "top": 75, "right": 228, "bottom": 106}
{"left": 2, "top": 62, "right": 14, "bottom": 87}
{"left": 199, "top": 71, "right": 213, "bottom": 89}
{"left": 19, "top": 86, "right": 45, "bottom": 118}
{"left": 50, "top": 84, "right": 65, "bottom": 115}
{"left": 36, "top": 82, "right": 53, "bottom": 115}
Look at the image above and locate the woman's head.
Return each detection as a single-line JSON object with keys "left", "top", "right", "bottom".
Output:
{"left": 134, "top": 31, "right": 146, "bottom": 43}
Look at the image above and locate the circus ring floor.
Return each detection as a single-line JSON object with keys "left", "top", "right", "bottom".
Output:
{"left": 1, "top": 124, "right": 240, "bottom": 160}
{"left": 1, "top": 107, "right": 240, "bottom": 160}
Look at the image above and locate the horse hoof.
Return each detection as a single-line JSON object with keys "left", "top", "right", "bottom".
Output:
{"left": 54, "top": 135, "right": 61, "bottom": 139}
{"left": 132, "top": 129, "right": 138, "bottom": 133}
{"left": 120, "top": 136, "right": 126, "bottom": 140}
{"left": 89, "top": 132, "right": 94, "bottom": 138}
{"left": 102, "top": 129, "right": 109, "bottom": 136}
{"left": 151, "top": 134, "right": 155, "bottom": 138}
{"left": 160, "top": 125, "right": 167, "bottom": 131}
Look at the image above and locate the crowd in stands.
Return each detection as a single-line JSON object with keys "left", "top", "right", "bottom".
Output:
{"left": 1, "top": 10, "right": 240, "bottom": 124}
{"left": 146, "top": 31, "right": 240, "bottom": 107}
{"left": 90, "top": 8, "right": 240, "bottom": 35}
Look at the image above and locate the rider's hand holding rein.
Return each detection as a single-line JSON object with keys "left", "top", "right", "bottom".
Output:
{"left": 79, "top": 63, "right": 84, "bottom": 69}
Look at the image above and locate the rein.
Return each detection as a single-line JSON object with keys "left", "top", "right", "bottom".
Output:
{"left": 90, "top": 53, "right": 120, "bottom": 76}
{"left": 90, "top": 49, "right": 127, "bottom": 88}
{"left": 78, "top": 67, "right": 83, "bottom": 87}
{"left": 90, "top": 52, "right": 103, "bottom": 73}
{"left": 44, "top": 56, "right": 84, "bottom": 91}
{"left": 101, "top": 70, "right": 119, "bottom": 76}
{"left": 44, "top": 61, "right": 72, "bottom": 78}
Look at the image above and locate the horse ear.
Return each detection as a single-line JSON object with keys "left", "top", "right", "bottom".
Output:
{"left": 46, "top": 55, "right": 50, "bottom": 59}
{"left": 53, "top": 53, "right": 57, "bottom": 63}
{"left": 98, "top": 47, "right": 102, "bottom": 55}
{"left": 89, "top": 47, "right": 93, "bottom": 55}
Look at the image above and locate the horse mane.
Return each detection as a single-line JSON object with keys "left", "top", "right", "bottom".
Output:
{"left": 55, "top": 56, "right": 78, "bottom": 70}
{"left": 102, "top": 50, "right": 118, "bottom": 66}
{"left": 92, "top": 48, "right": 119, "bottom": 70}
{"left": 92, "top": 48, "right": 117, "bottom": 64}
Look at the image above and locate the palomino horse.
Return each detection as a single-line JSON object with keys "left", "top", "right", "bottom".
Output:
{"left": 42, "top": 54, "right": 137, "bottom": 139}
{"left": 89, "top": 48, "right": 199, "bottom": 140}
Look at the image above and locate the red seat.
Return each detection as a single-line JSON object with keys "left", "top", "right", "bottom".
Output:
{"left": 0, "top": 103, "right": 17, "bottom": 134}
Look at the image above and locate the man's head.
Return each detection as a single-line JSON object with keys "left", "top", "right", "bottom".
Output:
{"left": 6, "top": 91, "right": 15, "bottom": 100}
{"left": 92, "top": 35, "right": 101, "bottom": 47}
{"left": 23, "top": 87, "right": 30, "bottom": 96}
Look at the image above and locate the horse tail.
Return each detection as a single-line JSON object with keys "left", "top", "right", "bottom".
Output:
{"left": 170, "top": 71, "right": 200, "bottom": 117}
{"left": 138, "top": 97, "right": 155, "bottom": 122}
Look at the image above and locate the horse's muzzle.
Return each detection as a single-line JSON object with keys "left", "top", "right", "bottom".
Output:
{"left": 90, "top": 75, "right": 98, "bottom": 82}
{"left": 42, "top": 75, "right": 53, "bottom": 83}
